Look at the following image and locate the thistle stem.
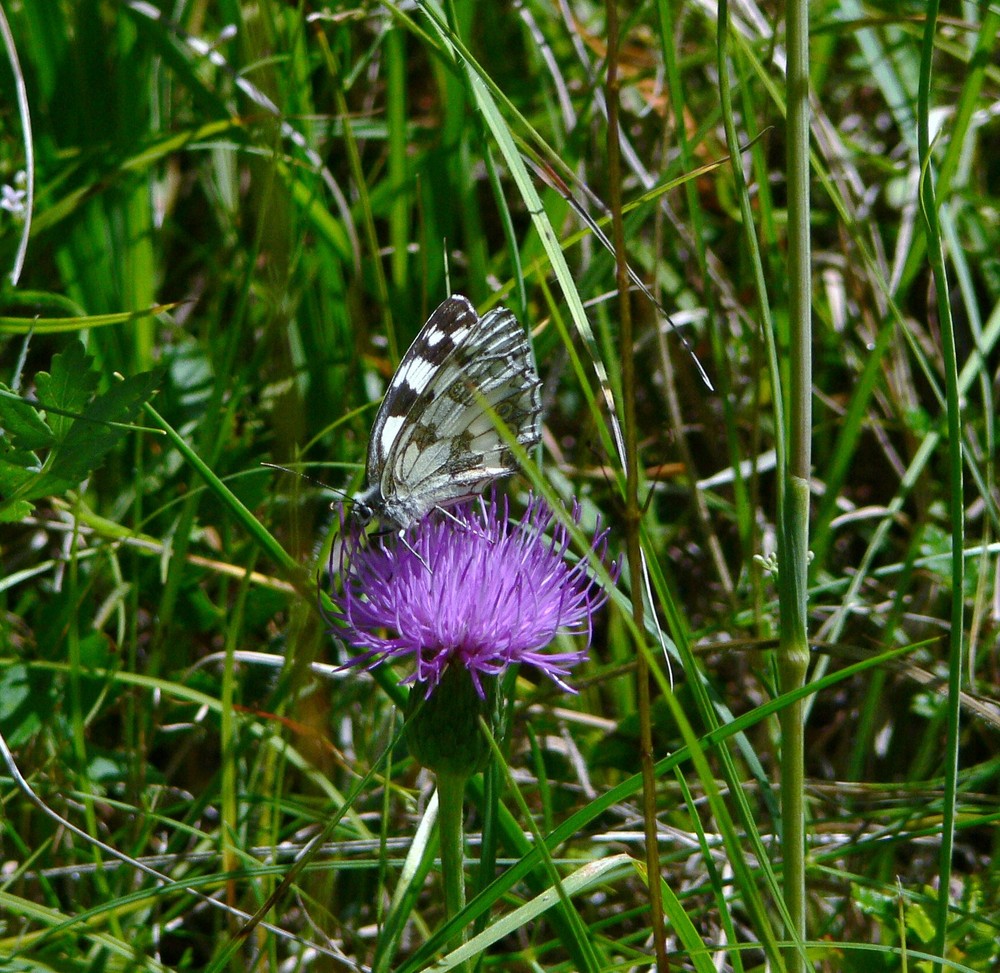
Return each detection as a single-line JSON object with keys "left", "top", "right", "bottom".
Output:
{"left": 437, "top": 771, "right": 472, "bottom": 973}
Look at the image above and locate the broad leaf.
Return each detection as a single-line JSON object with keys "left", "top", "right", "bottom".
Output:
{"left": 48, "top": 369, "right": 160, "bottom": 486}
{"left": 0, "top": 384, "right": 55, "bottom": 450}
{"left": 35, "top": 340, "right": 100, "bottom": 440}
{"left": 0, "top": 340, "right": 159, "bottom": 518}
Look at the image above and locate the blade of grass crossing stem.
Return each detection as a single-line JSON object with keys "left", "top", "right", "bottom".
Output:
{"left": 675, "top": 769, "right": 746, "bottom": 973}
{"left": 661, "top": 688, "right": 794, "bottom": 968}
{"left": 396, "top": 731, "right": 604, "bottom": 973}
{"left": 427, "top": 857, "right": 634, "bottom": 973}
{"left": 641, "top": 589, "right": 790, "bottom": 960}
{"left": 638, "top": 524, "right": 782, "bottom": 824}
{"left": 486, "top": 725, "right": 602, "bottom": 973}
{"left": 917, "top": 4, "right": 964, "bottom": 969}
{"left": 655, "top": 869, "right": 719, "bottom": 973}
{"left": 403, "top": 645, "right": 913, "bottom": 973}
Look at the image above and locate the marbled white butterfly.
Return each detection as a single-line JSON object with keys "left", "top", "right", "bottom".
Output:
{"left": 351, "top": 295, "right": 543, "bottom": 529}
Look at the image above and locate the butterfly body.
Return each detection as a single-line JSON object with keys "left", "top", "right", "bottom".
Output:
{"left": 352, "top": 295, "right": 542, "bottom": 529}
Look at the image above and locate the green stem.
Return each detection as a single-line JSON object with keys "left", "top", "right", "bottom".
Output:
{"left": 437, "top": 772, "right": 472, "bottom": 973}
{"left": 779, "top": 0, "right": 812, "bottom": 967}
{"left": 777, "top": 486, "right": 810, "bottom": 971}
{"left": 917, "top": 4, "right": 964, "bottom": 969}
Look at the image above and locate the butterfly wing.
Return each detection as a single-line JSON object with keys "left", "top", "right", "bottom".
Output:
{"left": 362, "top": 295, "right": 542, "bottom": 527}
{"left": 364, "top": 295, "right": 480, "bottom": 486}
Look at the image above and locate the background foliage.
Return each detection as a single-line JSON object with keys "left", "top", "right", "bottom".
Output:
{"left": 0, "top": 0, "right": 998, "bottom": 970}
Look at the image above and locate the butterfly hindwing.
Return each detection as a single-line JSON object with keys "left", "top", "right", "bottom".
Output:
{"left": 354, "top": 295, "right": 542, "bottom": 528}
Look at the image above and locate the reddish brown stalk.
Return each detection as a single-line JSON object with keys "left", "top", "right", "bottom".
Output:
{"left": 604, "top": 1, "right": 669, "bottom": 969}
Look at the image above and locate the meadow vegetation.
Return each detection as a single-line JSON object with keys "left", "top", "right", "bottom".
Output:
{"left": 0, "top": 1, "right": 998, "bottom": 970}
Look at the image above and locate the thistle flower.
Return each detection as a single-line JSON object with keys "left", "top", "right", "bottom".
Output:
{"left": 330, "top": 492, "right": 616, "bottom": 698}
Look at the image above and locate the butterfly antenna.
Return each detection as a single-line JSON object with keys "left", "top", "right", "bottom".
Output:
{"left": 528, "top": 158, "right": 713, "bottom": 392}
{"left": 261, "top": 462, "right": 351, "bottom": 498}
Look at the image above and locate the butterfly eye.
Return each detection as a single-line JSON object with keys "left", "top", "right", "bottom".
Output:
{"left": 350, "top": 503, "right": 374, "bottom": 527}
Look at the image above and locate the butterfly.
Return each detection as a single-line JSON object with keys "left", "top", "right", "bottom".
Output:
{"left": 351, "top": 295, "right": 543, "bottom": 530}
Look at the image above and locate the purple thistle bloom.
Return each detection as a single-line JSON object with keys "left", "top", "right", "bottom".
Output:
{"left": 330, "top": 493, "right": 617, "bottom": 697}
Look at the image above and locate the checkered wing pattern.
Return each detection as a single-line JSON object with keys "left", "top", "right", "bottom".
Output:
{"left": 353, "top": 295, "right": 543, "bottom": 528}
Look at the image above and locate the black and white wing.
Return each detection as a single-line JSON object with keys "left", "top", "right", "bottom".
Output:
{"left": 352, "top": 295, "right": 542, "bottom": 528}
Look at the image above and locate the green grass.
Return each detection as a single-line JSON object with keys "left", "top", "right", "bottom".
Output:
{"left": 1, "top": 1, "right": 998, "bottom": 970}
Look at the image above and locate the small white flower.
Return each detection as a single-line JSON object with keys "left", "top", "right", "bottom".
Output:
{"left": 1, "top": 171, "right": 28, "bottom": 219}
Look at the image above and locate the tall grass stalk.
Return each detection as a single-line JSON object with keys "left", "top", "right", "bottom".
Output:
{"left": 0, "top": 0, "right": 31, "bottom": 285}
{"left": 917, "top": 3, "right": 964, "bottom": 968}
{"left": 777, "top": 0, "right": 813, "bottom": 967}
{"left": 717, "top": 0, "right": 811, "bottom": 959}
{"left": 605, "top": 1, "right": 669, "bottom": 968}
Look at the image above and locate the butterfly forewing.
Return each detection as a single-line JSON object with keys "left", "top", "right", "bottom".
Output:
{"left": 354, "top": 295, "right": 542, "bottom": 529}
{"left": 364, "top": 295, "right": 480, "bottom": 481}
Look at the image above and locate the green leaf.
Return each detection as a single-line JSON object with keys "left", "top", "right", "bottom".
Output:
{"left": 47, "top": 369, "right": 160, "bottom": 486}
{"left": 0, "top": 342, "right": 160, "bottom": 518}
{"left": 904, "top": 898, "right": 936, "bottom": 944}
{"left": 0, "top": 465, "right": 77, "bottom": 510}
{"left": 0, "top": 498, "right": 34, "bottom": 522}
{"left": 0, "top": 446, "right": 41, "bottom": 472}
{"left": 0, "top": 664, "right": 56, "bottom": 747}
{"left": 35, "top": 339, "right": 100, "bottom": 440}
{"left": 0, "top": 447, "right": 44, "bottom": 519}
{"left": 0, "top": 384, "right": 55, "bottom": 450}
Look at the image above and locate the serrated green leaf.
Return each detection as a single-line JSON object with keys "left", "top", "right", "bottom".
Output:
{"left": 0, "top": 454, "right": 76, "bottom": 512}
{"left": 904, "top": 900, "right": 935, "bottom": 943}
{"left": 0, "top": 457, "right": 37, "bottom": 495}
{"left": 35, "top": 339, "right": 99, "bottom": 440}
{"left": 0, "top": 384, "right": 55, "bottom": 450}
{"left": 47, "top": 369, "right": 159, "bottom": 485}
{"left": 853, "top": 882, "right": 895, "bottom": 917}
{"left": 0, "top": 448, "right": 42, "bottom": 519}
{"left": 0, "top": 446, "right": 41, "bottom": 471}
{"left": 0, "top": 498, "right": 35, "bottom": 521}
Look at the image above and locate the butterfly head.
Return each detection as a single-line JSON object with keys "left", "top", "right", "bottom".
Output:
{"left": 348, "top": 482, "right": 422, "bottom": 532}
{"left": 347, "top": 483, "right": 382, "bottom": 530}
